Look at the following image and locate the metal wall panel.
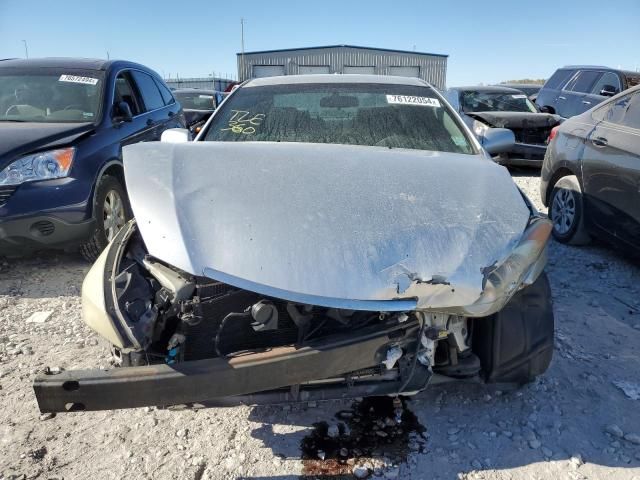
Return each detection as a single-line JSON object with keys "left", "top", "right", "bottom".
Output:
{"left": 343, "top": 66, "right": 376, "bottom": 74}
{"left": 165, "top": 77, "right": 235, "bottom": 91}
{"left": 389, "top": 66, "right": 420, "bottom": 78}
{"left": 298, "top": 65, "right": 331, "bottom": 74}
{"left": 253, "top": 65, "right": 286, "bottom": 77}
{"left": 237, "top": 46, "right": 448, "bottom": 89}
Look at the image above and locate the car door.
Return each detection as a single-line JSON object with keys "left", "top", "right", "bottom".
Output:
{"left": 582, "top": 90, "right": 640, "bottom": 247}
{"left": 558, "top": 70, "right": 602, "bottom": 118}
{"left": 112, "top": 70, "right": 156, "bottom": 146}
{"left": 129, "top": 70, "right": 173, "bottom": 140}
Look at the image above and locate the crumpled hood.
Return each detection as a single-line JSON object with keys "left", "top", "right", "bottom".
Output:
{"left": 123, "top": 142, "right": 531, "bottom": 310}
{"left": 0, "top": 122, "right": 94, "bottom": 169}
{"left": 466, "top": 111, "right": 562, "bottom": 130}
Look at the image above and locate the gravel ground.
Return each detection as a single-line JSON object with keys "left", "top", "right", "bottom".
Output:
{"left": 1, "top": 170, "right": 640, "bottom": 480}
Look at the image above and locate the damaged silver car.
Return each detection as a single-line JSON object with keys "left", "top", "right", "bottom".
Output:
{"left": 446, "top": 85, "right": 563, "bottom": 167}
{"left": 34, "top": 75, "right": 554, "bottom": 413}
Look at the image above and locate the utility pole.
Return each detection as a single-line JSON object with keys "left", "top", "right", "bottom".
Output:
{"left": 240, "top": 18, "right": 245, "bottom": 81}
{"left": 22, "top": 40, "right": 28, "bottom": 58}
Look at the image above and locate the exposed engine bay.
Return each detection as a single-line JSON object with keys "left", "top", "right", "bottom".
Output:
{"left": 113, "top": 227, "right": 479, "bottom": 385}
{"left": 467, "top": 111, "right": 563, "bottom": 165}
{"left": 33, "top": 217, "right": 554, "bottom": 413}
{"left": 32, "top": 214, "right": 554, "bottom": 413}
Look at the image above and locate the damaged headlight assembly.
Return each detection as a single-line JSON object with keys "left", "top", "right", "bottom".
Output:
{"left": 472, "top": 119, "right": 490, "bottom": 138}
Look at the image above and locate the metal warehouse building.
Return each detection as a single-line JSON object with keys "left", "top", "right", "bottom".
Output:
{"left": 164, "top": 76, "right": 235, "bottom": 92}
{"left": 237, "top": 45, "right": 448, "bottom": 89}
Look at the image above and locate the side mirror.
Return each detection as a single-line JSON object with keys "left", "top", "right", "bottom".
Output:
{"left": 599, "top": 85, "right": 618, "bottom": 97}
{"left": 481, "top": 128, "right": 515, "bottom": 156}
{"left": 161, "top": 128, "right": 191, "bottom": 143}
{"left": 113, "top": 101, "right": 133, "bottom": 123}
{"left": 539, "top": 105, "right": 553, "bottom": 114}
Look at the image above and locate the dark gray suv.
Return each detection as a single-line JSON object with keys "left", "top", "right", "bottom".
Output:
{"left": 537, "top": 66, "right": 640, "bottom": 118}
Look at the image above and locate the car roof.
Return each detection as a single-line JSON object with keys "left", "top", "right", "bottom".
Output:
{"left": 173, "top": 88, "right": 219, "bottom": 94}
{"left": 0, "top": 57, "right": 154, "bottom": 73}
{"left": 244, "top": 74, "right": 430, "bottom": 88}
{"left": 561, "top": 65, "right": 640, "bottom": 76}
{"left": 499, "top": 83, "right": 541, "bottom": 89}
{"left": 450, "top": 85, "right": 524, "bottom": 94}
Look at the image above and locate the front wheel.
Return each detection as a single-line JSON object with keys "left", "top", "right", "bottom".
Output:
{"left": 549, "top": 175, "right": 590, "bottom": 245}
{"left": 473, "top": 272, "right": 554, "bottom": 385}
{"left": 80, "top": 175, "right": 132, "bottom": 262}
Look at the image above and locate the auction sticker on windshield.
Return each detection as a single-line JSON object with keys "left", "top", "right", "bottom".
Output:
{"left": 386, "top": 95, "right": 441, "bottom": 107}
{"left": 59, "top": 74, "right": 99, "bottom": 85}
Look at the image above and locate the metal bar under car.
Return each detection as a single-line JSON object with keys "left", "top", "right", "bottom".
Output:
{"left": 33, "top": 318, "right": 419, "bottom": 413}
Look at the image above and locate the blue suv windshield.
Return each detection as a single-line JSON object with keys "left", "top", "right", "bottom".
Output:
{"left": 0, "top": 69, "right": 104, "bottom": 123}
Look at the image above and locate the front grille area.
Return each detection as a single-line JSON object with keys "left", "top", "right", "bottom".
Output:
{"left": 511, "top": 127, "right": 551, "bottom": 145}
{"left": 0, "top": 185, "right": 17, "bottom": 206}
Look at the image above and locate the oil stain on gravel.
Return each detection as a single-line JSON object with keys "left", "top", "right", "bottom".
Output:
{"left": 300, "top": 396, "right": 427, "bottom": 478}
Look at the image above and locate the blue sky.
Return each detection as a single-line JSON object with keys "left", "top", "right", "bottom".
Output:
{"left": 1, "top": 0, "right": 638, "bottom": 86}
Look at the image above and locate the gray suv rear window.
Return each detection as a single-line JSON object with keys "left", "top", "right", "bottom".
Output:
{"left": 544, "top": 69, "right": 574, "bottom": 90}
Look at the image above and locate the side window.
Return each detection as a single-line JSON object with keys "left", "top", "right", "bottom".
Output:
{"left": 593, "top": 92, "right": 633, "bottom": 124}
{"left": 443, "top": 90, "right": 460, "bottom": 111}
{"left": 154, "top": 78, "right": 175, "bottom": 106}
{"left": 565, "top": 70, "right": 602, "bottom": 93}
{"left": 590, "top": 72, "right": 621, "bottom": 95}
{"left": 114, "top": 72, "right": 142, "bottom": 116}
{"left": 620, "top": 92, "right": 640, "bottom": 129}
{"left": 545, "top": 69, "right": 574, "bottom": 90}
{"left": 130, "top": 71, "right": 165, "bottom": 112}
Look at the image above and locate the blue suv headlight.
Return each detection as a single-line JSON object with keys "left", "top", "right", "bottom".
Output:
{"left": 0, "top": 147, "right": 75, "bottom": 186}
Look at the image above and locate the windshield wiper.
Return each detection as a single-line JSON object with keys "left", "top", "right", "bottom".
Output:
{"left": 0, "top": 119, "right": 28, "bottom": 122}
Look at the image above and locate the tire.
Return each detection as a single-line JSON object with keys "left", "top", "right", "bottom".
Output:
{"left": 548, "top": 175, "right": 590, "bottom": 245}
{"left": 80, "top": 175, "right": 132, "bottom": 262}
{"left": 473, "top": 272, "right": 554, "bottom": 385}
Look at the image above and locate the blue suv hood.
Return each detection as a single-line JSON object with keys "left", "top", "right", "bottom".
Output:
{"left": 0, "top": 122, "right": 95, "bottom": 169}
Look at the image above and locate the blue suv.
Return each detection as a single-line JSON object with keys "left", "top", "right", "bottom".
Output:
{"left": 0, "top": 58, "right": 185, "bottom": 260}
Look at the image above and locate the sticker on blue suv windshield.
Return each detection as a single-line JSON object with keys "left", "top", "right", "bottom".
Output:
{"left": 386, "top": 95, "right": 441, "bottom": 107}
{"left": 59, "top": 74, "right": 99, "bottom": 85}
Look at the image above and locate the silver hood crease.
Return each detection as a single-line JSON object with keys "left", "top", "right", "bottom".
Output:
{"left": 123, "top": 141, "right": 537, "bottom": 313}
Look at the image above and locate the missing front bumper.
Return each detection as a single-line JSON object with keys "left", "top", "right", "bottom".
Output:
{"left": 34, "top": 318, "right": 422, "bottom": 413}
